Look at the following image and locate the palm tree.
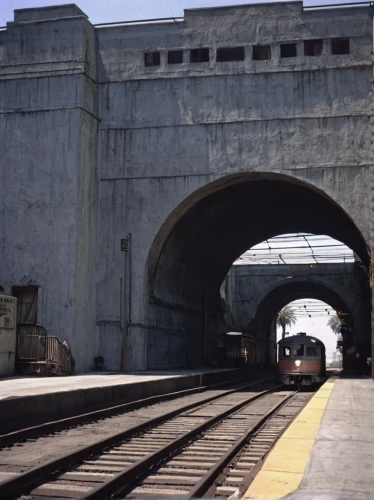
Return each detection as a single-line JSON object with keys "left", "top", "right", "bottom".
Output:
{"left": 277, "top": 306, "right": 297, "bottom": 339}
{"left": 327, "top": 313, "right": 341, "bottom": 334}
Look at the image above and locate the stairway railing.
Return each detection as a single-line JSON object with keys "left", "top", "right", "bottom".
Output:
{"left": 16, "top": 323, "right": 72, "bottom": 375}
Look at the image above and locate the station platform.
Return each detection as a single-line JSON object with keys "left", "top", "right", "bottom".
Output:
{"left": 0, "top": 366, "right": 252, "bottom": 433}
{"left": 245, "top": 372, "right": 374, "bottom": 500}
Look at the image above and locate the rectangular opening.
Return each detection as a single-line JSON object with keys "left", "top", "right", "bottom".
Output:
{"left": 190, "top": 48, "right": 210, "bottom": 63}
{"left": 144, "top": 52, "right": 160, "bottom": 67}
{"left": 304, "top": 39, "right": 323, "bottom": 56}
{"left": 306, "top": 346, "right": 318, "bottom": 357}
{"left": 252, "top": 45, "right": 271, "bottom": 61}
{"left": 168, "top": 50, "right": 183, "bottom": 64}
{"left": 282, "top": 347, "right": 290, "bottom": 357}
{"left": 12, "top": 285, "right": 38, "bottom": 323}
{"left": 331, "top": 38, "right": 350, "bottom": 55}
{"left": 216, "top": 46, "right": 245, "bottom": 62}
{"left": 280, "top": 43, "right": 297, "bottom": 58}
{"left": 292, "top": 344, "right": 304, "bottom": 356}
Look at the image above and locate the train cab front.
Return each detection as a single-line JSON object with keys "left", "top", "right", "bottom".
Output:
{"left": 277, "top": 333, "right": 326, "bottom": 387}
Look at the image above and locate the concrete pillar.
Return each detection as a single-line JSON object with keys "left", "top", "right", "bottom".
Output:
{"left": 0, "top": 5, "right": 98, "bottom": 372}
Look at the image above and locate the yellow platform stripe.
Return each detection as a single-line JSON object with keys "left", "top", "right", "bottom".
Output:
{"left": 244, "top": 380, "right": 335, "bottom": 499}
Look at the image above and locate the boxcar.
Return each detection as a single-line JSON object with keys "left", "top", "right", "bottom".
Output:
{"left": 277, "top": 333, "right": 326, "bottom": 386}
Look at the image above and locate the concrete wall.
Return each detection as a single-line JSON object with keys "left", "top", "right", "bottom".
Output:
{"left": 96, "top": 3, "right": 373, "bottom": 370}
{"left": 0, "top": 6, "right": 98, "bottom": 372}
{"left": 0, "top": 2, "right": 373, "bottom": 372}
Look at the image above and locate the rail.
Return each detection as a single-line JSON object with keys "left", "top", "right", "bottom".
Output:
{"left": 0, "top": 371, "right": 271, "bottom": 445}
{"left": 0, "top": 378, "right": 276, "bottom": 499}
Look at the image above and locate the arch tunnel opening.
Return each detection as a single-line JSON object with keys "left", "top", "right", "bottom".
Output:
{"left": 274, "top": 298, "right": 343, "bottom": 368}
{"left": 146, "top": 173, "right": 371, "bottom": 371}
{"left": 254, "top": 281, "right": 360, "bottom": 372}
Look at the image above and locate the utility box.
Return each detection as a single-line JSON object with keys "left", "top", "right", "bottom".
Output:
{"left": 0, "top": 295, "right": 17, "bottom": 376}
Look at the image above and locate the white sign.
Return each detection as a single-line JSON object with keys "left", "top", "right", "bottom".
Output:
{"left": 0, "top": 296, "right": 16, "bottom": 330}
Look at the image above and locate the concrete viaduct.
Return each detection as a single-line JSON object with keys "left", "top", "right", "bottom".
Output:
{"left": 0, "top": 2, "right": 373, "bottom": 373}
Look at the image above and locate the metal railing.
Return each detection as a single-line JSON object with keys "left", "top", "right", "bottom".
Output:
{"left": 16, "top": 323, "right": 72, "bottom": 375}
{"left": 45, "top": 336, "right": 72, "bottom": 374}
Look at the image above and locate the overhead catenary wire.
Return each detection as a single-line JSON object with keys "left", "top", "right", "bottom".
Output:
{"left": 235, "top": 233, "right": 354, "bottom": 265}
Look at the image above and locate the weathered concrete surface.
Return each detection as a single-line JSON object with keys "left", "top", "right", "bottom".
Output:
{"left": 0, "top": 6, "right": 98, "bottom": 372}
{"left": 0, "top": 2, "right": 373, "bottom": 372}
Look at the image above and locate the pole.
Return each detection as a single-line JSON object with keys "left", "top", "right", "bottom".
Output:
{"left": 120, "top": 236, "right": 130, "bottom": 371}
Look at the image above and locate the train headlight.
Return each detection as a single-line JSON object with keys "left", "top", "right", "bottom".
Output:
{"left": 295, "top": 360, "right": 301, "bottom": 367}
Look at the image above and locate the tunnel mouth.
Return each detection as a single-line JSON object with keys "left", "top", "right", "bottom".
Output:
{"left": 255, "top": 280, "right": 353, "bottom": 336}
{"left": 148, "top": 173, "right": 369, "bottom": 315}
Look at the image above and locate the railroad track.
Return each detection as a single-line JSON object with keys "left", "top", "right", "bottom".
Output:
{"left": 113, "top": 391, "right": 308, "bottom": 499}
{"left": 0, "top": 378, "right": 278, "bottom": 499}
{"left": 0, "top": 381, "right": 311, "bottom": 500}
{"left": 0, "top": 372, "right": 270, "bottom": 447}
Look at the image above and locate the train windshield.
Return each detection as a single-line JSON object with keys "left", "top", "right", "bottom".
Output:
{"left": 306, "top": 346, "right": 318, "bottom": 356}
{"left": 279, "top": 343, "right": 320, "bottom": 358}
{"left": 292, "top": 344, "right": 304, "bottom": 356}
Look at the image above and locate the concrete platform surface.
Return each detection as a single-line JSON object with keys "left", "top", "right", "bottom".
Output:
{"left": 0, "top": 367, "right": 252, "bottom": 433}
{"left": 245, "top": 374, "right": 374, "bottom": 500}
{"left": 0, "top": 368, "right": 236, "bottom": 400}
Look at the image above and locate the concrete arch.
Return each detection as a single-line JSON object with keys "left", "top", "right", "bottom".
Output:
{"left": 144, "top": 172, "right": 370, "bottom": 369}
{"left": 254, "top": 279, "right": 353, "bottom": 336}
{"left": 147, "top": 172, "right": 369, "bottom": 311}
{"left": 252, "top": 279, "right": 365, "bottom": 370}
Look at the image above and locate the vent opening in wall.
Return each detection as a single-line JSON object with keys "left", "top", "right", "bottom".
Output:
{"left": 331, "top": 38, "right": 350, "bottom": 55}
{"left": 168, "top": 50, "right": 183, "bottom": 64}
{"left": 190, "top": 48, "right": 209, "bottom": 63}
{"left": 304, "top": 39, "right": 323, "bottom": 56}
{"left": 216, "top": 46, "right": 245, "bottom": 62}
{"left": 252, "top": 45, "right": 271, "bottom": 61}
{"left": 280, "top": 43, "right": 297, "bottom": 58}
{"left": 144, "top": 52, "right": 160, "bottom": 67}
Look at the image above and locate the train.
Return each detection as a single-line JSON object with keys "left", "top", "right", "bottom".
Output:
{"left": 277, "top": 332, "right": 326, "bottom": 386}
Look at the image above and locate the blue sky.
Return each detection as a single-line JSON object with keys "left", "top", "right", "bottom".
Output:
{"left": 0, "top": 0, "right": 366, "bottom": 26}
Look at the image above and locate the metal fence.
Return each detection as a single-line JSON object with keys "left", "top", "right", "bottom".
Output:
{"left": 16, "top": 323, "right": 72, "bottom": 375}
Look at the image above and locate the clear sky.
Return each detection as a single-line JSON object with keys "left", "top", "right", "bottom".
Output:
{"left": 0, "top": 0, "right": 366, "bottom": 26}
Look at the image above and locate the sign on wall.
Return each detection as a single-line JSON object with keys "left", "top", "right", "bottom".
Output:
{"left": 0, "top": 296, "right": 16, "bottom": 330}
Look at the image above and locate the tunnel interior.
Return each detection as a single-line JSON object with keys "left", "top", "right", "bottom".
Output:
{"left": 147, "top": 173, "right": 370, "bottom": 368}
{"left": 150, "top": 174, "right": 368, "bottom": 311}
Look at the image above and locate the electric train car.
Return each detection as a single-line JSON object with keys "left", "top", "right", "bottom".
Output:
{"left": 277, "top": 333, "right": 326, "bottom": 386}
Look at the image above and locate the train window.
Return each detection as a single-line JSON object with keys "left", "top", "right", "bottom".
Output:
{"left": 292, "top": 344, "right": 304, "bottom": 356}
{"left": 282, "top": 347, "right": 290, "bottom": 357}
{"left": 307, "top": 346, "right": 318, "bottom": 356}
